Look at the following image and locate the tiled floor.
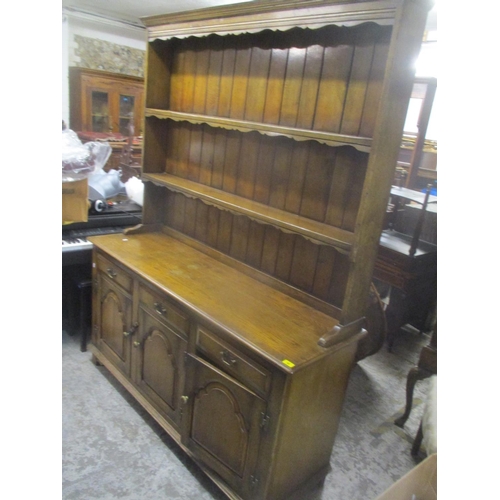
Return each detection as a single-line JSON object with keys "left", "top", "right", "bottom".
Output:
{"left": 62, "top": 327, "right": 432, "bottom": 500}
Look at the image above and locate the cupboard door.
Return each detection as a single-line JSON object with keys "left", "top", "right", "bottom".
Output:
{"left": 81, "top": 76, "right": 115, "bottom": 133}
{"left": 95, "top": 274, "right": 133, "bottom": 376}
{"left": 182, "top": 354, "right": 267, "bottom": 497}
{"left": 133, "top": 307, "right": 187, "bottom": 428}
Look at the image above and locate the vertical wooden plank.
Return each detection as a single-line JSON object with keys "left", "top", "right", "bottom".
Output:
{"left": 211, "top": 129, "right": 227, "bottom": 189}
{"left": 187, "top": 123, "right": 203, "bottom": 182}
{"left": 229, "top": 215, "right": 250, "bottom": 262}
{"left": 328, "top": 252, "right": 350, "bottom": 308}
{"left": 230, "top": 42, "right": 252, "bottom": 120}
{"left": 340, "top": 26, "right": 376, "bottom": 136}
{"left": 246, "top": 221, "right": 266, "bottom": 269}
{"left": 268, "top": 137, "right": 292, "bottom": 210}
{"left": 313, "top": 44, "right": 353, "bottom": 132}
{"left": 284, "top": 141, "right": 310, "bottom": 215}
{"left": 300, "top": 142, "right": 333, "bottom": 222}
{"left": 274, "top": 232, "right": 295, "bottom": 283}
{"left": 311, "top": 245, "right": 336, "bottom": 302}
{"left": 253, "top": 137, "right": 276, "bottom": 205}
{"left": 180, "top": 39, "right": 198, "bottom": 113}
{"left": 244, "top": 45, "right": 272, "bottom": 122}
{"left": 324, "top": 147, "right": 350, "bottom": 228}
{"left": 341, "top": 153, "right": 367, "bottom": 231}
{"left": 359, "top": 29, "right": 391, "bottom": 137}
{"left": 183, "top": 196, "right": 198, "bottom": 237}
{"left": 192, "top": 42, "right": 210, "bottom": 114}
{"left": 260, "top": 225, "right": 280, "bottom": 276}
{"left": 236, "top": 132, "right": 260, "bottom": 199}
{"left": 218, "top": 43, "right": 237, "bottom": 117}
{"left": 205, "top": 36, "right": 225, "bottom": 116}
{"left": 279, "top": 46, "right": 306, "bottom": 127}
{"left": 165, "top": 122, "right": 181, "bottom": 175}
{"left": 194, "top": 199, "right": 209, "bottom": 244}
{"left": 170, "top": 192, "right": 186, "bottom": 232}
{"left": 169, "top": 42, "right": 184, "bottom": 111}
{"left": 222, "top": 130, "right": 242, "bottom": 194}
{"left": 199, "top": 125, "right": 216, "bottom": 186}
{"left": 206, "top": 205, "right": 220, "bottom": 249}
{"left": 174, "top": 122, "right": 191, "bottom": 180}
{"left": 295, "top": 45, "right": 324, "bottom": 129}
{"left": 289, "top": 237, "right": 319, "bottom": 293}
{"left": 262, "top": 47, "right": 288, "bottom": 124}
{"left": 216, "top": 209, "right": 233, "bottom": 255}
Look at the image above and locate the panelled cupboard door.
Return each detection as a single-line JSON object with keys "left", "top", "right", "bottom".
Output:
{"left": 132, "top": 306, "right": 188, "bottom": 428}
{"left": 182, "top": 354, "right": 267, "bottom": 498}
{"left": 96, "top": 274, "right": 133, "bottom": 376}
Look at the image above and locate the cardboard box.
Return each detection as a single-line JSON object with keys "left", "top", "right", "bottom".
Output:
{"left": 62, "top": 178, "right": 89, "bottom": 224}
{"left": 375, "top": 454, "right": 437, "bottom": 500}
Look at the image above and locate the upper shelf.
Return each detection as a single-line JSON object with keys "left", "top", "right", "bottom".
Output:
{"left": 142, "top": 172, "right": 355, "bottom": 253}
{"left": 145, "top": 109, "right": 373, "bottom": 152}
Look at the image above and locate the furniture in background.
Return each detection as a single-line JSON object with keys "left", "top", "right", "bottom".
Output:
{"left": 397, "top": 77, "right": 437, "bottom": 190}
{"left": 374, "top": 185, "right": 437, "bottom": 350}
{"left": 395, "top": 327, "right": 437, "bottom": 429}
{"left": 76, "top": 131, "right": 143, "bottom": 177}
{"left": 88, "top": 1, "right": 432, "bottom": 499}
{"left": 69, "top": 68, "right": 144, "bottom": 136}
{"left": 412, "top": 374, "right": 437, "bottom": 456}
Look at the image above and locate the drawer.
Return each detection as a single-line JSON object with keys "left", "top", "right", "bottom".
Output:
{"left": 196, "top": 326, "right": 271, "bottom": 398}
{"left": 97, "top": 253, "right": 133, "bottom": 293}
{"left": 139, "top": 284, "right": 189, "bottom": 334}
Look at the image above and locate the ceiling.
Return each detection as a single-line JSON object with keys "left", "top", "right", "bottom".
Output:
{"left": 61, "top": 0, "right": 253, "bottom": 27}
{"left": 62, "top": 0, "right": 437, "bottom": 30}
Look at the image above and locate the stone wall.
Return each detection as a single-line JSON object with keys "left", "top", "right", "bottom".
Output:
{"left": 73, "top": 35, "right": 145, "bottom": 77}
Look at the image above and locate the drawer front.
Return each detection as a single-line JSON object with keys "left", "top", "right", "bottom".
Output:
{"left": 96, "top": 253, "right": 133, "bottom": 293}
{"left": 196, "top": 326, "right": 271, "bottom": 398}
{"left": 139, "top": 284, "right": 189, "bottom": 334}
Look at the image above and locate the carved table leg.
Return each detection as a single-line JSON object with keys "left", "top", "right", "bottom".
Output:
{"left": 411, "top": 421, "right": 424, "bottom": 455}
{"left": 394, "top": 366, "right": 432, "bottom": 427}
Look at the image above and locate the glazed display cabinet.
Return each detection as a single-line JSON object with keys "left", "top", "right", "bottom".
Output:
{"left": 69, "top": 67, "right": 144, "bottom": 135}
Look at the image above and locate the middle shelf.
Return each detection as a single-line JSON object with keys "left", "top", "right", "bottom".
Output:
{"left": 145, "top": 109, "right": 373, "bottom": 152}
{"left": 142, "top": 172, "right": 355, "bottom": 252}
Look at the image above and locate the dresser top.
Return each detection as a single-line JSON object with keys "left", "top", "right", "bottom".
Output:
{"left": 90, "top": 231, "right": 345, "bottom": 372}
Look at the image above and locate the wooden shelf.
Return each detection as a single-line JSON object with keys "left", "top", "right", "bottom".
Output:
{"left": 142, "top": 172, "right": 355, "bottom": 252}
{"left": 145, "top": 109, "right": 372, "bottom": 152}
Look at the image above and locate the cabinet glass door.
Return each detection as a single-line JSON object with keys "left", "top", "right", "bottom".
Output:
{"left": 119, "top": 94, "right": 135, "bottom": 135}
{"left": 91, "top": 91, "right": 110, "bottom": 132}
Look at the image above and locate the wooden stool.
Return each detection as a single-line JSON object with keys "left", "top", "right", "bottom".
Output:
{"left": 66, "top": 265, "right": 92, "bottom": 352}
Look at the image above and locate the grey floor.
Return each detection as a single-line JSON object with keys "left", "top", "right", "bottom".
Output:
{"left": 62, "top": 326, "right": 432, "bottom": 500}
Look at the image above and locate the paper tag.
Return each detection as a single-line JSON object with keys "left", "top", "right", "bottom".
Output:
{"left": 282, "top": 359, "right": 295, "bottom": 368}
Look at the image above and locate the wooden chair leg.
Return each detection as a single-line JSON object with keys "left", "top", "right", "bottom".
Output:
{"left": 394, "top": 366, "right": 431, "bottom": 427}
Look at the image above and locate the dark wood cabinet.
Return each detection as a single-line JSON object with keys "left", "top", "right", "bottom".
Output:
{"left": 88, "top": 1, "right": 432, "bottom": 499}
{"left": 69, "top": 68, "right": 144, "bottom": 135}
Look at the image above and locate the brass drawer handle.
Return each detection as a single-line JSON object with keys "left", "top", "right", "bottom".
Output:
{"left": 133, "top": 340, "right": 141, "bottom": 348}
{"left": 106, "top": 268, "right": 117, "bottom": 279}
{"left": 154, "top": 302, "right": 167, "bottom": 316}
{"left": 220, "top": 350, "right": 237, "bottom": 367}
